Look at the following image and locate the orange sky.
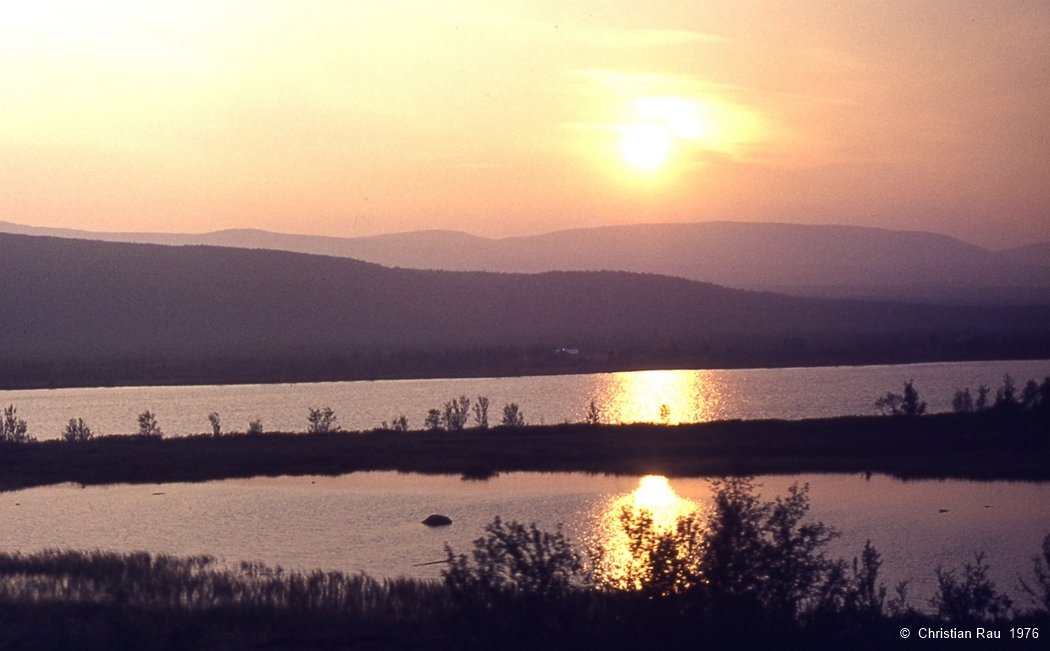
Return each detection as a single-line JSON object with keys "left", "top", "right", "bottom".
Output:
{"left": 1, "top": 1, "right": 1048, "bottom": 248}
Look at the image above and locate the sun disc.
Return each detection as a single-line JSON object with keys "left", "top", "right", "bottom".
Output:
{"left": 633, "top": 475, "right": 676, "bottom": 509}
{"left": 620, "top": 124, "right": 672, "bottom": 170}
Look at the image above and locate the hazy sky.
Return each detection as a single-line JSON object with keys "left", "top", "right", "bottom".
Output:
{"left": 2, "top": 1, "right": 1048, "bottom": 248}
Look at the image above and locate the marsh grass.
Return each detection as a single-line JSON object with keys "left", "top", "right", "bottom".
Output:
{"left": 1, "top": 532, "right": 1048, "bottom": 649}
{"left": 0, "top": 551, "right": 454, "bottom": 650}
{"left": 0, "top": 550, "right": 445, "bottom": 620}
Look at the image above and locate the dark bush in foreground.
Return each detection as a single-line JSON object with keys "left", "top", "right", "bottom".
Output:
{"left": 442, "top": 518, "right": 585, "bottom": 649}
{"left": 440, "top": 480, "right": 1050, "bottom": 650}
{"left": 930, "top": 552, "right": 1013, "bottom": 624}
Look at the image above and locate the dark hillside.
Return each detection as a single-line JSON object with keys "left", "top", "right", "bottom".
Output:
{"left": 1, "top": 232, "right": 1048, "bottom": 388}
{"left": 999, "top": 241, "right": 1050, "bottom": 268}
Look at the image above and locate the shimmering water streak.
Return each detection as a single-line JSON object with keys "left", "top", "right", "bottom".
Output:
{"left": 588, "top": 476, "right": 703, "bottom": 591}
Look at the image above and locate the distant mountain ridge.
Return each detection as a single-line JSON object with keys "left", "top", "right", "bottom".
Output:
{"left": 1, "top": 220, "right": 1049, "bottom": 305}
{"left": 1, "top": 231, "right": 1049, "bottom": 389}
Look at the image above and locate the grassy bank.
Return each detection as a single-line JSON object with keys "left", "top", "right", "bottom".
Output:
{"left": 1, "top": 412, "right": 1048, "bottom": 492}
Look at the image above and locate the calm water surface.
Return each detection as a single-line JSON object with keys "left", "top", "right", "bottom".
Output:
{"left": 3, "top": 359, "right": 1048, "bottom": 439}
{"left": 2, "top": 472, "right": 1047, "bottom": 609}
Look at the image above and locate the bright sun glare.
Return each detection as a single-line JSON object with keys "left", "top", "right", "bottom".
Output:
{"left": 592, "top": 475, "right": 701, "bottom": 590}
{"left": 619, "top": 97, "right": 706, "bottom": 171}
{"left": 632, "top": 475, "right": 677, "bottom": 510}
{"left": 620, "top": 124, "right": 673, "bottom": 170}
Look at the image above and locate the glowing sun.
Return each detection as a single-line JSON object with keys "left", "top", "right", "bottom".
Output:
{"left": 618, "top": 97, "right": 707, "bottom": 172}
{"left": 620, "top": 124, "right": 673, "bottom": 170}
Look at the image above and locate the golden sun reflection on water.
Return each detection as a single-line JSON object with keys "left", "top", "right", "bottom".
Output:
{"left": 589, "top": 475, "right": 704, "bottom": 591}
{"left": 594, "top": 369, "right": 725, "bottom": 424}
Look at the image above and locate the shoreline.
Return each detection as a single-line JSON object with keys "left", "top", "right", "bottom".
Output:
{"left": 2, "top": 413, "right": 1048, "bottom": 491}
{"left": 3, "top": 354, "right": 1048, "bottom": 394}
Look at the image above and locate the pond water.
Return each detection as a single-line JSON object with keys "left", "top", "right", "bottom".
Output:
{"left": 2, "top": 471, "right": 1047, "bottom": 610}
{"left": 3, "top": 359, "right": 1048, "bottom": 440}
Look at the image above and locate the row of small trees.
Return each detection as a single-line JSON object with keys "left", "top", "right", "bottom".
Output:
{"left": 0, "top": 406, "right": 161, "bottom": 443}
{"left": 0, "top": 406, "right": 89, "bottom": 443}
{"left": 876, "top": 375, "right": 1050, "bottom": 417}
{"left": 951, "top": 375, "right": 1050, "bottom": 416}
{"left": 417, "top": 396, "right": 612, "bottom": 432}
{"left": 419, "top": 395, "right": 526, "bottom": 432}
{"left": 0, "top": 406, "right": 345, "bottom": 443}
{"left": 0, "top": 397, "right": 590, "bottom": 442}
{"left": 9, "top": 373, "right": 1044, "bottom": 442}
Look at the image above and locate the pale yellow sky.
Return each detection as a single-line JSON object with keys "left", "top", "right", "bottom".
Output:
{"left": 1, "top": 0, "right": 1047, "bottom": 247}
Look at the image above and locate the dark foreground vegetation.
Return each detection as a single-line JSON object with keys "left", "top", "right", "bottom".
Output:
{"left": 1, "top": 479, "right": 1047, "bottom": 650}
{"left": 1, "top": 407, "right": 1049, "bottom": 492}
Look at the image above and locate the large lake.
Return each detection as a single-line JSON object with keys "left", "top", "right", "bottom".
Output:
{"left": 4, "top": 360, "right": 1049, "bottom": 611}
{"left": 2, "top": 472, "right": 1047, "bottom": 609}
{"left": 3, "top": 359, "right": 1049, "bottom": 440}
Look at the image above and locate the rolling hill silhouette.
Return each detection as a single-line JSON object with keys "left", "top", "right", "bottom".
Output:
{"left": 3, "top": 220, "right": 1047, "bottom": 305}
{"left": 1, "top": 231, "right": 1047, "bottom": 388}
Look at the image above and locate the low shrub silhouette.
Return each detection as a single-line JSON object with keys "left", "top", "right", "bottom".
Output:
{"left": 930, "top": 552, "right": 1013, "bottom": 624}
{"left": 0, "top": 405, "right": 32, "bottom": 443}
{"left": 443, "top": 517, "right": 583, "bottom": 604}
{"left": 382, "top": 414, "right": 409, "bottom": 431}
{"left": 584, "top": 400, "right": 601, "bottom": 426}
{"left": 136, "top": 410, "right": 162, "bottom": 438}
{"left": 994, "top": 375, "right": 1020, "bottom": 415}
{"left": 207, "top": 412, "right": 222, "bottom": 437}
{"left": 952, "top": 388, "right": 974, "bottom": 413}
{"left": 875, "top": 380, "right": 926, "bottom": 416}
{"left": 62, "top": 418, "right": 93, "bottom": 443}
{"left": 472, "top": 396, "right": 490, "bottom": 429}
{"left": 500, "top": 403, "right": 525, "bottom": 428}
{"left": 442, "top": 517, "right": 584, "bottom": 649}
{"left": 441, "top": 396, "right": 470, "bottom": 432}
{"left": 424, "top": 408, "right": 442, "bottom": 431}
{"left": 1021, "top": 533, "right": 1050, "bottom": 613}
{"left": 692, "top": 478, "right": 848, "bottom": 627}
{"left": 306, "top": 406, "right": 339, "bottom": 434}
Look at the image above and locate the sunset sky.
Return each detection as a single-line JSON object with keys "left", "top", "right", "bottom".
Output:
{"left": 1, "top": 1, "right": 1047, "bottom": 248}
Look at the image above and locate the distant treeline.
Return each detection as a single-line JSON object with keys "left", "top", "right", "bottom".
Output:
{"left": 0, "top": 479, "right": 1046, "bottom": 650}
{"left": 3, "top": 331, "right": 1050, "bottom": 390}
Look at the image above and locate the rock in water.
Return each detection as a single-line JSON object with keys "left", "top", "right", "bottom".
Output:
{"left": 422, "top": 514, "right": 452, "bottom": 527}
